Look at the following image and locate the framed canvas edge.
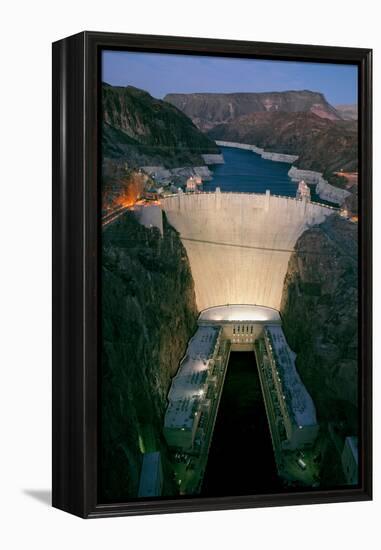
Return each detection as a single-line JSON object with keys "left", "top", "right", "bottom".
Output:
{"left": 52, "top": 31, "right": 373, "bottom": 519}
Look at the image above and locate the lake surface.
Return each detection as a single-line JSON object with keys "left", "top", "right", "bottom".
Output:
{"left": 204, "top": 146, "right": 324, "bottom": 203}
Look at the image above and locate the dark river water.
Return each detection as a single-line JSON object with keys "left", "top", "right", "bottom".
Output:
{"left": 204, "top": 146, "right": 326, "bottom": 203}
{"left": 201, "top": 352, "right": 282, "bottom": 497}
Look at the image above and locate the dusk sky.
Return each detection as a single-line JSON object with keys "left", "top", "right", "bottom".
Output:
{"left": 102, "top": 50, "right": 358, "bottom": 105}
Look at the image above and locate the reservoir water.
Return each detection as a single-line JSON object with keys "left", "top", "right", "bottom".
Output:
{"left": 204, "top": 146, "right": 325, "bottom": 203}
{"left": 201, "top": 352, "right": 282, "bottom": 497}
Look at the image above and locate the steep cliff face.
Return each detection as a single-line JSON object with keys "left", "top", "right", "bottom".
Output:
{"left": 102, "top": 84, "right": 219, "bottom": 168}
{"left": 335, "top": 104, "right": 358, "bottom": 121}
{"left": 101, "top": 212, "right": 198, "bottom": 501}
{"left": 280, "top": 215, "right": 358, "bottom": 435}
{"left": 164, "top": 90, "right": 341, "bottom": 130}
{"left": 208, "top": 112, "right": 358, "bottom": 174}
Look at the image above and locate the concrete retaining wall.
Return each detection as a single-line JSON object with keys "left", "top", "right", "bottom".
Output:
{"left": 201, "top": 153, "right": 225, "bottom": 165}
{"left": 134, "top": 205, "right": 163, "bottom": 235}
{"left": 260, "top": 151, "right": 299, "bottom": 163}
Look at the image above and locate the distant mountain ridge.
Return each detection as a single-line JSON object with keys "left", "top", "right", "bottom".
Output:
{"left": 164, "top": 90, "right": 342, "bottom": 130}
{"left": 102, "top": 84, "right": 219, "bottom": 168}
{"left": 208, "top": 111, "right": 358, "bottom": 174}
{"left": 334, "top": 104, "right": 358, "bottom": 121}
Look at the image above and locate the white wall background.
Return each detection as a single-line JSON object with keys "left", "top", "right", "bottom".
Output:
{"left": 0, "top": 1, "right": 378, "bottom": 547}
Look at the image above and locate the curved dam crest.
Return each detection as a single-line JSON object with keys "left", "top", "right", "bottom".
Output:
{"left": 161, "top": 191, "right": 336, "bottom": 311}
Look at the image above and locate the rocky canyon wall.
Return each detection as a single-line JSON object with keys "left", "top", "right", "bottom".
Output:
{"left": 280, "top": 215, "right": 358, "bottom": 433}
{"left": 101, "top": 213, "right": 198, "bottom": 500}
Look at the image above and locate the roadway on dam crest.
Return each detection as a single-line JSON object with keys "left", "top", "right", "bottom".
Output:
{"left": 161, "top": 191, "right": 336, "bottom": 311}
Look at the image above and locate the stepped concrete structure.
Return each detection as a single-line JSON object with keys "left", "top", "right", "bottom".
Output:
{"left": 161, "top": 190, "right": 336, "bottom": 311}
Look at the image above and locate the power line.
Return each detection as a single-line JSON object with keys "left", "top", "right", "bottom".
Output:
{"left": 102, "top": 233, "right": 357, "bottom": 259}
{"left": 181, "top": 236, "right": 357, "bottom": 259}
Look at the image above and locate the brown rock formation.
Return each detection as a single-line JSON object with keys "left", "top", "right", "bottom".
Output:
{"left": 280, "top": 214, "right": 358, "bottom": 432}
{"left": 101, "top": 212, "right": 198, "bottom": 500}
{"left": 164, "top": 90, "right": 341, "bottom": 131}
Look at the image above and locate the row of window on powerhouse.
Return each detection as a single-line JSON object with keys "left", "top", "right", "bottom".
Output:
{"left": 232, "top": 325, "right": 255, "bottom": 335}
{"left": 232, "top": 338, "right": 255, "bottom": 344}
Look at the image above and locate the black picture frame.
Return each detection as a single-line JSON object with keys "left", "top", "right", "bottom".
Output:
{"left": 52, "top": 31, "right": 372, "bottom": 518}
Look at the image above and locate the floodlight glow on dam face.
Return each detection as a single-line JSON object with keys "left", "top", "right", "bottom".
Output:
{"left": 198, "top": 304, "right": 281, "bottom": 323}
{"left": 156, "top": 190, "right": 335, "bottom": 494}
{"left": 161, "top": 190, "right": 335, "bottom": 312}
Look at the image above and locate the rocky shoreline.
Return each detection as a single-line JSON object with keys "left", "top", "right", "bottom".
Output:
{"left": 288, "top": 167, "right": 351, "bottom": 205}
{"left": 141, "top": 164, "right": 214, "bottom": 185}
{"left": 215, "top": 140, "right": 351, "bottom": 206}
{"left": 140, "top": 143, "right": 351, "bottom": 207}
{"left": 215, "top": 140, "right": 299, "bottom": 164}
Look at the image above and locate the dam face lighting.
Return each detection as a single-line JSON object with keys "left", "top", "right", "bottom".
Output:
{"left": 161, "top": 192, "right": 334, "bottom": 311}
{"left": 198, "top": 304, "right": 281, "bottom": 323}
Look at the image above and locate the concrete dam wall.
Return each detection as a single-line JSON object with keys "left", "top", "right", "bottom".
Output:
{"left": 161, "top": 191, "right": 335, "bottom": 311}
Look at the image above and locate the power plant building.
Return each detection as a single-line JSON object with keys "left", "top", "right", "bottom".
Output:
{"left": 163, "top": 325, "right": 223, "bottom": 451}
{"left": 162, "top": 305, "right": 322, "bottom": 492}
{"left": 164, "top": 304, "right": 319, "bottom": 477}
{"left": 256, "top": 325, "right": 319, "bottom": 457}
